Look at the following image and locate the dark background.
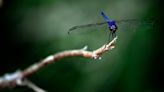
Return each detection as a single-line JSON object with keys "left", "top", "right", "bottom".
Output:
{"left": 0, "top": 0, "right": 163, "bottom": 92}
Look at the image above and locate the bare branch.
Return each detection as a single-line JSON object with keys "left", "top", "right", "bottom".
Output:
{"left": 0, "top": 37, "right": 117, "bottom": 92}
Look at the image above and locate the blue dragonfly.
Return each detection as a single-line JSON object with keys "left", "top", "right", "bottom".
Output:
{"left": 68, "top": 11, "right": 154, "bottom": 41}
{"left": 100, "top": 11, "right": 117, "bottom": 39}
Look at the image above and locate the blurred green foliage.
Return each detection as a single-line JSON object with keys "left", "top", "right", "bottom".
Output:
{"left": 0, "top": 0, "right": 162, "bottom": 92}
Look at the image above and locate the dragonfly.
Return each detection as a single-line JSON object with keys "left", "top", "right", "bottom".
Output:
{"left": 100, "top": 11, "right": 117, "bottom": 39}
{"left": 68, "top": 11, "right": 154, "bottom": 41}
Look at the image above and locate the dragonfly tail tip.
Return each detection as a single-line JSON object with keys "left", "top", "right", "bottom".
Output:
{"left": 100, "top": 11, "right": 105, "bottom": 15}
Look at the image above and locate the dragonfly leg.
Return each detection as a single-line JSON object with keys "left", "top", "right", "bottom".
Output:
{"left": 111, "top": 31, "right": 116, "bottom": 39}
{"left": 108, "top": 32, "right": 112, "bottom": 42}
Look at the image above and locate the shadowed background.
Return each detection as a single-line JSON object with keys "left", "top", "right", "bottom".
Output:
{"left": 0, "top": 0, "right": 163, "bottom": 92}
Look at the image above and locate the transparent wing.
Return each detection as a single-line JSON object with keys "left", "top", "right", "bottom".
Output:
{"left": 68, "top": 22, "right": 106, "bottom": 34}
{"left": 68, "top": 19, "right": 154, "bottom": 34}
{"left": 116, "top": 19, "right": 154, "bottom": 25}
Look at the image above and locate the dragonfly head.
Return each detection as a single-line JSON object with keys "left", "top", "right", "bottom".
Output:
{"left": 109, "top": 24, "right": 118, "bottom": 33}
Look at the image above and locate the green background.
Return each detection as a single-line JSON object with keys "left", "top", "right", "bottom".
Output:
{"left": 0, "top": 0, "right": 163, "bottom": 92}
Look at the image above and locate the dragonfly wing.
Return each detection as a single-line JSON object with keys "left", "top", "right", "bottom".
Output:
{"left": 68, "top": 22, "right": 106, "bottom": 34}
{"left": 68, "top": 19, "right": 155, "bottom": 34}
{"left": 115, "top": 19, "right": 154, "bottom": 32}
{"left": 115, "top": 19, "right": 154, "bottom": 25}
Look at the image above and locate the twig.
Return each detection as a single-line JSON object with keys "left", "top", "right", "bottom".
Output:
{"left": 23, "top": 79, "right": 47, "bottom": 92}
{"left": 0, "top": 37, "right": 117, "bottom": 92}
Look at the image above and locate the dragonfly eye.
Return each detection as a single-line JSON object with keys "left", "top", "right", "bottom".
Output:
{"left": 110, "top": 25, "right": 117, "bottom": 31}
